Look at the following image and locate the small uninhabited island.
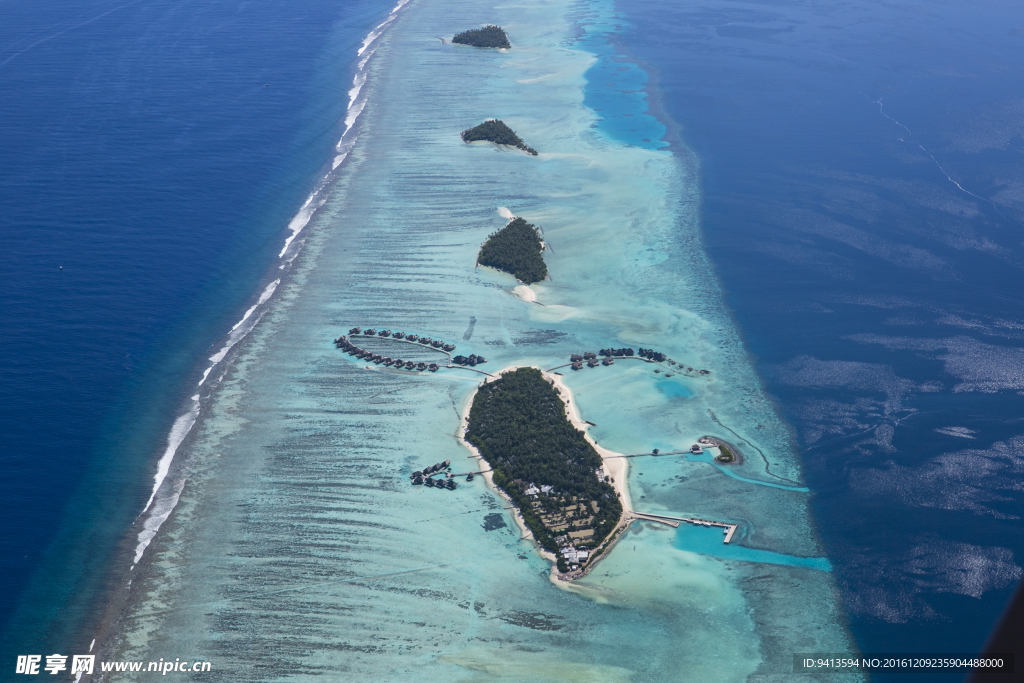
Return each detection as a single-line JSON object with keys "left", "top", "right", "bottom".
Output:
{"left": 451, "top": 25, "right": 511, "bottom": 49}
{"left": 464, "top": 368, "right": 623, "bottom": 574}
{"left": 461, "top": 119, "right": 538, "bottom": 155}
{"left": 477, "top": 216, "right": 548, "bottom": 284}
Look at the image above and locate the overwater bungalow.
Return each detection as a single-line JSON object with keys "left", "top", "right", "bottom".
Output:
{"left": 405, "top": 361, "right": 416, "bottom": 369}
{"left": 476, "top": 357, "right": 487, "bottom": 364}
{"left": 431, "top": 340, "right": 442, "bottom": 348}
{"left": 349, "top": 327, "right": 361, "bottom": 334}
{"left": 571, "top": 354, "right": 583, "bottom": 362}
{"left": 584, "top": 352, "right": 597, "bottom": 359}
{"left": 393, "top": 332, "right": 405, "bottom": 339}
{"left": 587, "top": 359, "right": 599, "bottom": 367}
{"left": 699, "top": 369, "right": 710, "bottom": 374}
{"left": 406, "top": 334, "right": 418, "bottom": 341}
{"left": 419, "top": 337, "right": 432, "bottom": 345}
{"left": 690, "top": 444, "right": 704, "bottom": 454}
{"left": 393, "top": 358, "right": 404, "bottom": 367}
{"left": 425, "top": 478, "right": 435, "bottom": 487}
{"left": 412, "top": 470, "right": 423, "bottom": 478}
{"left": 428, "top": 363, "right": 439, "bottom": 372}
{"left": 443, "top": 343, "right": 455, "bottom": 352}
{"left": 443, "top": 459, "right": 451, "bottom": 468}
{"left": 466, "top": 472, "right": 475, "bottom": 481}
{"left": 412, "top": 477, "right": 423, "bottom": 485}
{"left": 416, "top": 362, "right": 427, "bottom": 371}
{"left": 364, "top": 328, "right": 376, "bottom": 335}
{"left": 446, "top": 480, "right": 457, "bottom": 490}
{"left": 602, "top": 357, "right": 614, "bottom": 366}
{"left": 452, "top": 355, "right": 467, "bottom": 365}
{"left": 571, "top": 361, "right": 583, "bottom": 370}
{"left": 379, "top": 329, "right": 391, "bottom": 337}
{"left": 373, "top": 356, "right": 384, "bottom": 364}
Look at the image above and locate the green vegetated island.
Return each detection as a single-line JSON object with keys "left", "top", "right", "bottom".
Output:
{"left": 465, "top": 368, "right": 623, "bottom": 574}
{"left": 461, "top": 120, "right": 538, "bottom": 156}
{"left": 452, "top": 25, "right": 511, "bottom": 49}
{"left": 477, "top": 217, "right": 548, "bottom": 284}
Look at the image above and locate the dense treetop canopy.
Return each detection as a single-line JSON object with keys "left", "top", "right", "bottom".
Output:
{"left": 461, "top": 119, "right": 538, "bottom": 155}
{"left": 466, "top": 368, "right": 622, "bottom": 552}
{"left": 452, "top": 25, "right": 511, "bottom": 49}
{"left": 477, "top": 217, "right": 548, "bottom": 284}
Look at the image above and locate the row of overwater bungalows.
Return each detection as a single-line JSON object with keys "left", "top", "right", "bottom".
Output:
{"left": 333, "top": 336, "right": 439, "bottom": 371}
{"left": 345, "top": 327, "right": 456, "bottom": 352}
{"left": 410, "top": 460, "right": 458, "bottom": 489}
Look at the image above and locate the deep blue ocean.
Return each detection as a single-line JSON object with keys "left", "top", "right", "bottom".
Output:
{"left": 612, "top": 0, "right": 1024, "bottom": 679}
{"left": 3, "top": 0, "right": 1024, "bottom": 677}
{"left": 0, "top": 0, "right": 393, "bottom": 658}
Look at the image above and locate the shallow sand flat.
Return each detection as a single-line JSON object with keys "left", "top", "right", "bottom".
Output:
{"left": 100, "top": 0, "right": 863, "bottom": 679}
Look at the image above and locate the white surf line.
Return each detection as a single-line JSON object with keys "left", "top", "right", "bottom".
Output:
{"left": 131, "top": 0, "right": 413, "bottom": 571}
{"left": 874, "top": 98, "right": 1014, "bottom": 217}
{"left": 278, "top": 0, "right": 410, "bottom": 260}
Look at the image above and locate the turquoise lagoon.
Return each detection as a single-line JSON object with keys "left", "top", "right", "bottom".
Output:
{"left": 103, "top": 0, "right": 862, "bottom": 679}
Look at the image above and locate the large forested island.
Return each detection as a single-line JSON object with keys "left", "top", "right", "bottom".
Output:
{"left": 452, "top": 25, "right": 511, "bottom": 49}
{"left": 465, "top": 368, "right": 623, "bottom": 572}
{"left": 461, "top": 119, "right": 538, "bottom": 155}
{"left": 477, "top": 217, "right": 548, "bottom": 284}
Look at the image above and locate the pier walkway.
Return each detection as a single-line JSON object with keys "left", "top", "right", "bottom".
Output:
{"left": 628, "top": 512, "right": 738, "bottom": 543}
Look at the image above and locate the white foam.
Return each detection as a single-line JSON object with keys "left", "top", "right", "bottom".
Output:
{"left": 497, "top": 206, "right": 515, "bottom": 219}
{"left": 349, "top": 72, "right": 368, "bottom": 108}
{"left": 138, "top": 399, "right": 199, "bottom": 519}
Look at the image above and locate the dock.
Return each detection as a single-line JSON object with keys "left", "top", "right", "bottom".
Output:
{"left": 628, "top": 512, "right": 738, "bottom": 543}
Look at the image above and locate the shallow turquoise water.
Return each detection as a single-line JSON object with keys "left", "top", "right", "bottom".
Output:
{"left": 674, "top": 524, "right": 832, "bottom": 571}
